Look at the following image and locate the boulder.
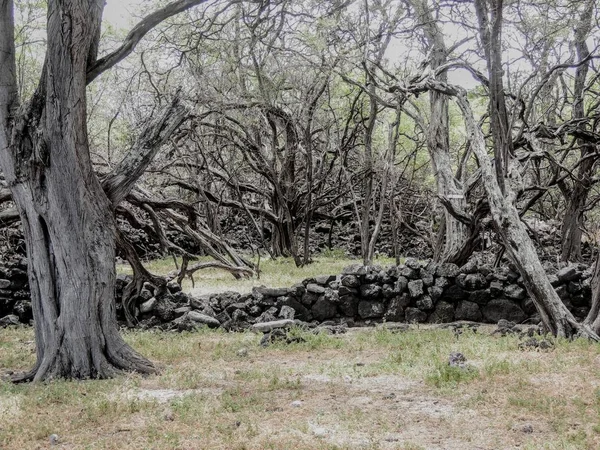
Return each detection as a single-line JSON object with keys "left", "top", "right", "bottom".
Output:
{"left": 442, "top": 285, "right": 466, "bottom": 300}
{"left": 489, "top": 281, "right": 504, "bottom": 296}
{"left": 408, "top": 280, "right": 424, "bottom": 298}
{"left": 139, "top": 297, "right": 157, "bottom": 314}
{"left": 358, "top": 301, "right": 385, "bottom": 319}
{"left": 301, "top": 292, "right": 320, "bottom": 306}
{"left": 278, "top": 305, "right": 296, "bottom": 320}
{"left": 460, "top": 273, "right": 488, "bottom": 290}
{"left": 434, "top": 276, "right": 450, "bottom": 289}
{"left": 341, "top": 275, "right": 360, "bottom": 288}
{"left": 428, "top": 286, "right": 443, "bottom": 301}
{"left": 394, "top": 276, "right": 409, "bottom": 294}
{"left": 482, "top": 299, "right": 527, "bottom": 324}
{"left": 12, "top": 300, "right": 32, "bottom": 322}
{"left": 468, "top": 289, "right": 491, "bottom": 305}
{"left": 381, "top": 284, "right": 395, "bottom": 299}
{"left": 338, "top": 286, "right": 358, "bottom": 296}
{"left": 0, "top": 314, "right": 20, "bottom": 327}
{"left": 187, "top": 311, "right": 220, "bottom": 328}
{"left": 405, "top": 307, "right": 427, "bottom": 323}
{"left": 306, "top": 283, "right": 326, "bottom": 295}
{"left": 276, "top": 296, "right": 311, "bottom": 322}
{"left": 252, "top": 319, "right": 294, "bottom": 332}
{"left": 315, "top": 275, "right": 336, "bottom": 285}
{"left": 416, "top": 295, "right": 434, "bottom": 310}
{"left": 255, "top": 308, "right": 278, "bottom": 323}
{"left": 435, "top": 263, "right": 460, "bottom": 278}
{"left": 399, "top": 267, "right": 420, "bottom": 279}
{"left": 421, "top": 273, "right": 434, "bottom": 287}
{"left": 338, "top": 294, "right": 359, "bottom": 317}
{"left": 557, "top": 265, "right": 582, "bottom": 282}
{"left": 342, "top": 264, "right": 367, "bottom": 276}
{"left": 503, "top": 284, "right": 526, "bottom": 300}
{"left": 384, "top": 296, "right": 407, "bottom": 322}
{"left": 427, "top": 301, "right": 455, "bottom": 323}
{"left": 360, "top": 283, "right": 382, "bottom": 299}
{"left": 455, "top": 301, "right": 482, "bottom": 322}
{"left": 232, "top": 309, "right": 250, "bottom": 322}
{"left": 311, "top": 297, "right": 337, "bottom": 321}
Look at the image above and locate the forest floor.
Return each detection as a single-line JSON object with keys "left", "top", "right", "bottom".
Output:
{"left": 1, "top": 257, "right": 600, "bottom": 449}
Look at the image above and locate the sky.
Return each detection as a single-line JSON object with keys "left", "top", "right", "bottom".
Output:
{"left": 101, "top": 0, "right": 479, "bottom": 89}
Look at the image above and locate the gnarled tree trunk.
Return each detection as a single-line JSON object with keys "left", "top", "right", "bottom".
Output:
{"left": 0, "top": 0, "right": 207, "bottom": 380}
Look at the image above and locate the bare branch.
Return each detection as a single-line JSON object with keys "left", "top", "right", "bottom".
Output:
{"left": 87, "top": 0, "right": 213, "bottom": 83}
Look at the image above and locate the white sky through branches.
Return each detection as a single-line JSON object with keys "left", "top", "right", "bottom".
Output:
{"left": 102, "top": 0, "right": 480, "bottom": 89}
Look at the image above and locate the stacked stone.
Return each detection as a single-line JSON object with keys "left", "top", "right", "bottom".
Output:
{"left": 0, "top": 256, "right": 31, "bottom": 326}
{"left": 1, "top": 257, "right": 594, "bottom": 330}
{"left": 110, "top": 258, "right": 593, "bottom": 331}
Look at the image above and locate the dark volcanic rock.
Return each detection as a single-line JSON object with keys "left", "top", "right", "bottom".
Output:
{"left": 360, "top": 284, "right": 382, "bottom": 300}
{"left": 557, "top": 265, "right": 581, "bottom": 282}
{"left": 416, "top": 295, "right": 434, "bottom": 311}
{"left": 435, "top": 263, "right": 460, "bottom": 278}
{"left": 461, "top": 273, "right": 488, "bottom": 290}
{"left": 504, "top": 284, "right": 526, "bottom": 300}
{"left": 455, "top": 301, "right": 482, "bottom": 322}
{"left": 311, "top": 297, "right": 337, "bottom": 321}
{"left": 405, "top": 307, "right": 427, "bottom": 323}
{"left": 427, "top": 301, "right": 454, "bottom": 323}
{"left": 408, "top": 280, "right": 424, "bottom": 299}
{"left": 482, "top": 299, "right": 527, "bottom": 324}
{"left": 338, "top": 295, "right": 359, "bottom": 317}
{"left": 468, "top": 289, "right": 491, "bottom": 305}
{"left": 358, "top": 301, "right": 385, "bottom": 319}
{"left": 442, "top": 285, "right": 466, "bottom": 300}
{"left": 341, "top": 275, "right": 360, "bottom": 288}
{"left": 384, "top": 296, "right": 408, "bottom": 322}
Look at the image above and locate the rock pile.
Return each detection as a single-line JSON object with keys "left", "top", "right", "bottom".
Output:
{"left": 112, "top": 258, "right": 592, "bottom": 331}
{"left": 1, "top": 257, "right": 595, "bottom": 331}
{"left": 0, "top": 256, "right": 31, "bottom": 326}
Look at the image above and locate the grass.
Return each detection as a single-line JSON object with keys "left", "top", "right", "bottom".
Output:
{"left": 2, "top": 325, "right": 600, "bottom": 449}
{"left": 2, "top": 256, "right": 600, "bottom": 448}
{"left": 117, "top": 254, "right": 397, "bottom": 296}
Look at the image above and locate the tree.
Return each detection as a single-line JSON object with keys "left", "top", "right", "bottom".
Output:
{"left": 0, "top": 0, "right": 211, "bottom": 381}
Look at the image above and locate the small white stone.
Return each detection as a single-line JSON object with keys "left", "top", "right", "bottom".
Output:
{"left": 290, "top": 400, "right": 302, "bottom": 407}
{"left": 49, "top": 434, "right": 59, "bottom": 445}
{"left": 312, "top": 427, "right": 328, "bottom": 437}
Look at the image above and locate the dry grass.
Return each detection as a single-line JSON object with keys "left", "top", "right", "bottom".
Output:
{"left": 3, "top": 256, "right": 599, "bottom": 449}
{"left": 117, "top": 254, "right": 397, "bottom": 296}
{"left": 2, "top": 325, "right": 600, "bottom": 449}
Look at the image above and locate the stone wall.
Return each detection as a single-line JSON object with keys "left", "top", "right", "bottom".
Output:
{"left": 0, "top": 256, "right": 31, "bottom": 326}
{"left": 1, "top": 257, "right": 592, "bottom": 329}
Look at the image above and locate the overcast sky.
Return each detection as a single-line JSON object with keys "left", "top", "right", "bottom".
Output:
{"left": 101, "top": 0, "right": 479, "bottom": 89}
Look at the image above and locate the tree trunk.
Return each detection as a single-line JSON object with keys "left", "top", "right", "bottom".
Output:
{"left": 440, "top": 82, "right": 598, "bottom": 340}
{"left": 408, "top": 0, "right": 469, "bottom": 264}
{"left": 560, "top": 0, "right": 595, "bottom": 263}
{"left": 561, "top": 185, "right": 587, "bottom": 262}
{"left": 0, "top": 0, "right": 156, "bottom": 380}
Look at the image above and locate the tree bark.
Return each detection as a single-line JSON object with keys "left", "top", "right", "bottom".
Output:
{"left": 560, "top": 0, "right": 596, "bottom": 262}
{"left": 445, "top": 84, "right": 596, "bottom": 339}
{"left": 408, "top": 0, "right": 469, "bottom": 264}
{"left": 0, "top": 0, "right": 207, "bottom": 380}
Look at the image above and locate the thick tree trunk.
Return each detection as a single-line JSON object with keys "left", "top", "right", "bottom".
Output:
{"left": 0, "top": 0, "right": 157, "bottom": 380}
